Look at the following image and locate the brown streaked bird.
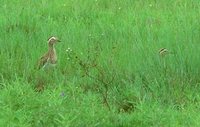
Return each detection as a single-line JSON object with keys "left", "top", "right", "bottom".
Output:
{"left": 37, "top": 36, "right": 61, "bottom": 70}
{"left": 159, "top": 48, "right": 169, "bottom": 56}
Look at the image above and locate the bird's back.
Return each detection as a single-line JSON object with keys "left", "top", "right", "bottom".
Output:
{"left": 37, "top": 52, "right": 49, "bottom": 69}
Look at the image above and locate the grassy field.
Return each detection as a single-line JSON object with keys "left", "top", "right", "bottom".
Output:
{"left": 1, "top": 0, "right": 200, "bottom": 126}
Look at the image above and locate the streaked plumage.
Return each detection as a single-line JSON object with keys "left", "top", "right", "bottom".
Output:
{"left": 37, "top": 36, "right": 61, "bottom": 70}
{"left": 159, "top": 48, "right": 169, "bottom": 56}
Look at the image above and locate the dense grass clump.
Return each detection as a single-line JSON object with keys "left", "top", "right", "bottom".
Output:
{"left": 1, "top": 0, "right": 200, "bottom": 126}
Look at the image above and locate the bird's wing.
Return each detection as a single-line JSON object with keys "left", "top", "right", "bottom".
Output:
{"left": 37, "top": 53, "right": 49, "bottom": 69}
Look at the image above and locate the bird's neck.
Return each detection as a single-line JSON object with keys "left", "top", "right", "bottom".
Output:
{"left": 48, "top": 44, "right": 55, "bottom": 51}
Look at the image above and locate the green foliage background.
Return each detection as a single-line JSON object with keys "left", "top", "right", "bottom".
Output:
{"left": 1, "top": 0, "right": 200, "bottom": 126}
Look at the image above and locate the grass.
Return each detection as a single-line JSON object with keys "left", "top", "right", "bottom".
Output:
{"left": 1, "top": 0, "right": 200, "bottom": 126}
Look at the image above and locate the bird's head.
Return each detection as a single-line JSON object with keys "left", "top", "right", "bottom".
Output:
{"left": 48, "top": 36, "right": 61, "bottom": 45}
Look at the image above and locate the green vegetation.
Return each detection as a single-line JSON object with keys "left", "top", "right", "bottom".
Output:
{"left": 1, "top": 0, "right": 200, "bottom": 126}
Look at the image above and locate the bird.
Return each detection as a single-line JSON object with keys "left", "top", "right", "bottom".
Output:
{"left": 159, "top": 48, "right": 169, "bottom": 56}
{"left": 37, "top": 36, "right": 61, "bottom": 70}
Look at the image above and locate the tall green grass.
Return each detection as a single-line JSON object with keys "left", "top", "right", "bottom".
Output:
{"left": 1, "top": 0, "right": 200, "bottom": 126}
